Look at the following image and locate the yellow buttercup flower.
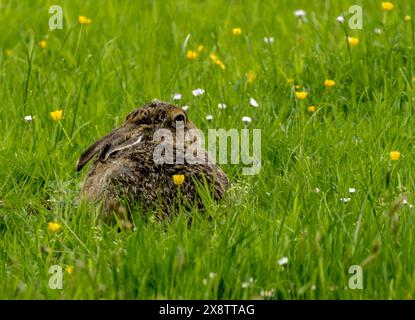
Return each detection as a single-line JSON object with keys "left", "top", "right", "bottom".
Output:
{"left": 390, "top": 151, "right": 400, "bottom": 161}
{"left": 173, "top": 174, "right": 185, "bottom": 186}
{"left": 66, "top": 266, "right": 74, "bottom": 274}
{"left": 232, "top": 28, "right": 242, "bottom": 35}
{"left": 186, "top": 50, "right": 198, "bottom": 60}
{"left": 295, "top": 91, "right": 308, "bottom": 100}
{"left": 308, "top": 106, "right": 316, "bottom": 113}
{"left": 209, "top": 53, "right": 225, "bottom": 69}
{"left": 50, "top": 110, "right": 63, "bottom": 121}
{"left": 39, "top": 40, "right": 47, "bottom": 49}
{"left": 79, "top": 15, "right": 92, "bottom": 25}
{"left": 246, "top": 71, "right": 256, "bottom": 84}
{"left": 197, "top": 45, "right": 204, "bottom": 52}
{"left": 214, "top": 59, "right": 226, "bottom": 70}
{"left": 324, "top": 79, "right": 336, "bottom": 88}
{"left": 47, "top": 222, "right": 61, "bottom": 233}
{"left": 209, "top": 53, "right": 218, "bottom": 62}
{"left": 381, "top": 2, "right": 394, "bottom": 11}
{"left": 348, "top": 37, "right": 359, "bottom": 47}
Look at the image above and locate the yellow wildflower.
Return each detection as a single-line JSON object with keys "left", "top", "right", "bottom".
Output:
{"left": 47, "top": 222, "right": 61, "bottom": 233}
{"left": 390, "top": 151, "right": 400, "bottom": 161}
{"left": 348, "top": 37, "right": 359, "bottom": 47}
{"left": 308, "top": 106, "right": 316, "bottom": 113}
{"left": 232, "top": 28, "right": 242, "bottom": 35}
{"left": 209, "top": 53, "right": 218, "bottom": 62}
{"left": 173, "top": 174, "right": 185, "bottom": 186}
{"left": 39, "top": 40, "right": 47, "bottom": 49}
{"left": 50, "top": 110, "right": 63, "bottom": 121}
{"left": 381, "top": 2, "right": 394, "bottom": 11}
{"left": 186, "top": 50, "right": 198, "bottom": 60}
{"left": 405, "top": 16, "right": 412, "bottom": 22}
{"left": 295, "top": 91, "right": 308, "bottom": 100}
{"left": 79, "top": 15, "right": 92, "bottom": 25}
{"left": 197, "top": 45, "right": 204, "bottom": 52}
{"left": 287, "top": 78, "right": 294, "bottom": 85}
{"left": 324, "top": 79, "right": 336, "bottom": 88}
{"left": 209, "top": 53, "right": 225, "bottom": 69}
{"left": 215, "top": 59, "right": 226, "bottom": 70}
{"left": 246, "top": 71, "right": 257, "bottom": 84}
{"left": 66, "top": 266, "right": 74, "bottom": 274}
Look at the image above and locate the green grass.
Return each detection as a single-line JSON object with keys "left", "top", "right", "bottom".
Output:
{"left": 1, "top": 0, "right": 415, "bottom": 299}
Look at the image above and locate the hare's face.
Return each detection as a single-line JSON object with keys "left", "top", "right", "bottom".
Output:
{"left": 124, "top": 101, "right": 195, "bottom": 132}
{"left": 76, "top": 101, "right": 197, "bottom": 171}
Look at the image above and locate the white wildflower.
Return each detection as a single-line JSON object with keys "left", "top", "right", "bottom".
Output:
{"left": 192, "top": 88, "right": 205, "bottom": 96}
{"left": 336, "top": 16, "right": 345, "bottom": 23}
{"left": 294, "top": 9, "right": 306, "bottom": 18}
{"left": 249, "top": 98, "right": 259, "bottom": 108}
{"left": 260, "top": 289, "right": 275, "bottom": 298}
{"left": 264, "top": 37, "right": 274, "bottom": 44}
{"left": 172, "top": 93, "right": 182, "bottom": 100}
{"left": 242, "top": 116, "right": 252, "bottom": 125}
{"left": 277, "top": 256, "right": 288, "bottom": 266}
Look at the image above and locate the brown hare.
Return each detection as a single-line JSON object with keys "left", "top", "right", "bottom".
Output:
{"left": 76, "top": 100, "right": 228, "bottom": 221}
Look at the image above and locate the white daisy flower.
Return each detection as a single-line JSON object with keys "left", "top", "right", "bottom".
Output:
{"left": 374, "top": 28, "right": 382, "bottom": 35}
{"left": 242, "top": 278, "right": 254, "bottom": 288}
{"left": 172, "top": 93, "right": 182, "bottom": 100}
{"left": 336, "top": 16, "right": 345, "bottom": 23}
{"left": 249, "top": 98, "right": 259, "bottom": 108}
{"left": 264, "top": 37, "right": 274, "bottom": 44}
{"left": 340, "top": 197, "right": 351, "bottom": 203}
{"left": 192, "top": 88, "right": 205, "bottom": 97}
{"left": 349, "top": 188, "right": 356, "bottom": 193}
{"left": 24, "top": 115, "right": 34, "bottom": 122}
{"left": 277, "top": 256, "right": 288, "bottom": 266}
{"left": 218, "top": 103, "right": 226, "bottom": 110}
{"left": 314, "top": 187, "right": 321, "bottom": 193}
{"left": 260, "top": 289, "right": 275, "bottom": 298}
{"left": 206, "top": 115, "right": 213, "bottom": 121}
{"left": 294, "top": 9, "right": 306, "bottom": 18}
{"left": 242, "top": 116, "right": 252, "bottom": 125}
{"left": 182, "top": 105, "right": 189, "bottom": 111}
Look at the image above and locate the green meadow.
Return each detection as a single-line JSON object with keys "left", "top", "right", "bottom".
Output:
{"left": 1, "top": 0, "right": 415, "bottom": 299}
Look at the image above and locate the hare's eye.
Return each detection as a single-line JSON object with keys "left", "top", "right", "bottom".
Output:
{"left": 174, "top": 114, "right": 186, "bottom": 122}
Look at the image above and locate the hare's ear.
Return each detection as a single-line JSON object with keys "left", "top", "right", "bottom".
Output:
{"left": 98, "top": 135, "right": 142, "bottom": 162}
{"left": 76, "top": 137, "right": 110, "bottom": 171}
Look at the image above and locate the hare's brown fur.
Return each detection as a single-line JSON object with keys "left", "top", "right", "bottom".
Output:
{"left": 77, "top": 101, "right": 228, "bottom": 220}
